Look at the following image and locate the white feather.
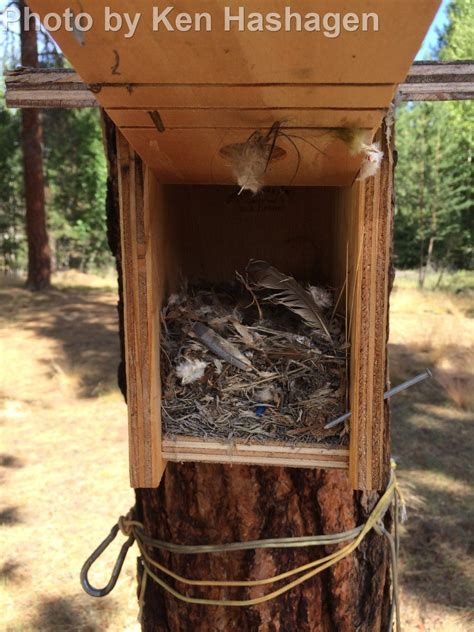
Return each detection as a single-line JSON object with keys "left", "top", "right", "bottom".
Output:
{"left": 176, "top": 359, "right": 207, "bottom": 385}
{"left": 254, "top": 387, "right": 276, "bottom": 404}
{"left": 357, "top": 142, "right": 384, "bottom": 181}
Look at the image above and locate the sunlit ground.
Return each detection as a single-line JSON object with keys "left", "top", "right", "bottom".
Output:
{"left": 0, "top": 270, "right": 472, "bottom": 631}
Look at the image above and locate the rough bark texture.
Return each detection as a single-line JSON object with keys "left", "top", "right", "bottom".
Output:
{"left": 138, "top": 467, "right": 391, "bottom": 632}
{"left": 20, "top": 1, "right": 51, "bottom": 291}
{"left": 103, "top": 117, "right": 393, "bottom": 631}
{"left": 103, "top": 112, "right": 127, "bottom": 398}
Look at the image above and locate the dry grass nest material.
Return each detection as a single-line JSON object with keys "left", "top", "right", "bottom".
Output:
{"left": 160, "top": 261, "right": 348, "bottom": 445}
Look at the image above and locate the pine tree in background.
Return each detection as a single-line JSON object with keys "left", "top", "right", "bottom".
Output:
{"left": 395, "top": 0, "right": 474, "bottom": 281}
{"left": 43, "top": 108, "right": 109, "bottom": 271}
{"left": 0, "top": 106, "right": 25, "bottom": 273}
{"left": 437, "top": 0, "right": 474, "bottom": 60}
{"left": 19, "top": 0, "right": 51, "bottom": 290}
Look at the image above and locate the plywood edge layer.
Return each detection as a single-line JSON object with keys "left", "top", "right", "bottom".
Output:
{"left": 117, "top": 131, "right": 166, "bottom": 488}
{"left": 162, "top": 437, "right": 349, "bottom": 469}
{"left": 348, "top": 122, "right": 393, "bottom": 491}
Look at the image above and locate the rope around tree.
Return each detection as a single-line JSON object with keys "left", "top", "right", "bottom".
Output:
{"left": 81, "top": 460, "right": 406, "bottom": 631}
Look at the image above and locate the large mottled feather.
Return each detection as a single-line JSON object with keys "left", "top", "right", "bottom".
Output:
{"left": 247, "top": 261, "right": 332, "bottom": 342}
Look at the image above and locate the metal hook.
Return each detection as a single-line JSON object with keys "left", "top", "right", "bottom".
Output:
{"left": 80, "top": 523, "right": 135, "bottom": 598}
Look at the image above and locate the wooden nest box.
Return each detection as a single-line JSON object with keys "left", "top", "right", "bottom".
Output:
{"left": 25, "top": 0, "right": 440, "bottom": 490}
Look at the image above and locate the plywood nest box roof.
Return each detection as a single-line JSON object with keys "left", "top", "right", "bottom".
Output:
{"left": 27, "top": 0, "right": 440, "bottom": 186}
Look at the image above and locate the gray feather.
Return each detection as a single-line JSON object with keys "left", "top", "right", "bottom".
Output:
{"left": 247, "top": 261, "right": 333, "bottom": 342}
{"left": 192, "top": 322, "right": 253, "bottom": 371}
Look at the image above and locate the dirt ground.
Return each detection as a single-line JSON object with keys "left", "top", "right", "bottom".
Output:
{"left": 0, "top": 271, "right": 472, "bottom": 631}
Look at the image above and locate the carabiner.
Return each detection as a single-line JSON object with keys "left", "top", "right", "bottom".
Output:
{"left": 80, "top": 523, "right": 135, "bottom": 598}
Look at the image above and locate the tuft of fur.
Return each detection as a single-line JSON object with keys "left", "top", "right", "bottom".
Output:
{"left": 335, "top": 127, "right": 384, "bottom": 180}
{"left": 176, "top": 359, "right": 207, "bottom": 385}
{"left": 357, "top": 142, "right": 384, "bottom": 181}
{"left": 227, "top": 134, "right": 272, "bottom": 194}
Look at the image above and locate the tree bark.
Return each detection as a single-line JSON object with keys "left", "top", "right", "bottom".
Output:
{"left": 137, "top": 467, "right": 391, "bottom": 632}
{"left": 19, "top": 0, "right": 51, "bottom": 291}
{"left": 103, "top": 115, "right": 393, "bottom": 631}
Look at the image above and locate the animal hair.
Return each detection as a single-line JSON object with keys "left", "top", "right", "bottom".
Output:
{"left": 227, "top": 132, "right": 273, "bottom": 195}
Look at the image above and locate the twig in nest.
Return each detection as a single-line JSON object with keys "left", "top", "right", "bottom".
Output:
{"left": 236, "top": 270, "right": 263, "bottom": 320}
{"left": 192, "top": 322, "right": 253, "bottom": 371}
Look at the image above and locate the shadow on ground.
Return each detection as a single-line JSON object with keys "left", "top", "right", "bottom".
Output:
{"left": 0, "top": 506, "right": 22, "bottom": 526}
{"left": 31, "top": 596, "right": 116, "bottom": 632}
{"left": 0, "top": 560, "right": 21, "bottom": 582}
{"left": 0, "top": 286, "right": 120, "bottom": 398}
{"left": 390, "top": 341, "right": 474, "bottom": 611}
{"left": 0, "top": 454, "right": 24, "bottom": 468}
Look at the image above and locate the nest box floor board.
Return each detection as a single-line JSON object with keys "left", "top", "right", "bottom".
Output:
{"left": 27, "top": 0, "right": 440, "bottom": 185}
{"left": 161, "top": 438, "right": 349, "bottom": 469}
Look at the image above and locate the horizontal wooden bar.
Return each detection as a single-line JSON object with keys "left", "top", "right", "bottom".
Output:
{"left": 5, "top": 61, "right": 473, "bottom": 108}
{"left": 400, "top": 60, "right": 474, "bottom": 100}
{"left": 398, "top": 83, "right": 474, "bottom": 101}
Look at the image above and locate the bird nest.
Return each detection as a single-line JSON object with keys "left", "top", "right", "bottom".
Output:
{"left": 160, "top": 261, "right": 349, "bottom": 446}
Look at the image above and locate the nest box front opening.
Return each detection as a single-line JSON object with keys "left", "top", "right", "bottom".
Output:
{"left": 119, "top": 130, "right": 392, "bottom": 491}
{"left": 149, "top": 181, "right": 359, "bottom": 461}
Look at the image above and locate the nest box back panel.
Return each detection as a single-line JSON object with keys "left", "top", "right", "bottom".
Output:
{"left": 28, "top": 0, "right": 440, "bottom": 185}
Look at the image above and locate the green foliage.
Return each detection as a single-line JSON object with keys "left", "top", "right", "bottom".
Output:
{"left": 0, "top": 102, "right": 110, "bottom": 272}
{"left": 395, "top": 100, "right": 473, "bottom": 270}
{"left": 437, "top": 0, "right": 474, "bottom": 60}
{"left": 42, "top": 108, "right": 110, "bottom": 270}
{"left": 0, "top": 103, "right": 25, "bottom": 271}
{"left": 1, "top": 15, "right": 111, "bottom": 274}
{"left": 395, "top": 0, "right": 474, "bottom": 272}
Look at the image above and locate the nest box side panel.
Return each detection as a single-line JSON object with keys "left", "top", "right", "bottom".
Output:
{"left": 348, "top": 125, "right": 394, "bottom": 491}
{"left": 117, "top": 132, "right": 166, "bottom": 488}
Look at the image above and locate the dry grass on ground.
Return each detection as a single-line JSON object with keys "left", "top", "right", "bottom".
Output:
{"left": 0, "top": 273, "right": 137, "bottom": 632}
{"left": 0, "top": 270, "right": 473, "bottom": 631}
{"left": 390, "top": 273, "right": 473, "bottom": 631}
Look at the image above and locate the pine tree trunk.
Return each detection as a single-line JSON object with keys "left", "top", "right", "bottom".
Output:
{"left": 103, "top": 113, "right": 393, "bottom": 632}
{"left": 20, "top": 0, "right": 51, "bottom": 291}
{"left": 137, "top": 466, "right": 392, "bottom": 632}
